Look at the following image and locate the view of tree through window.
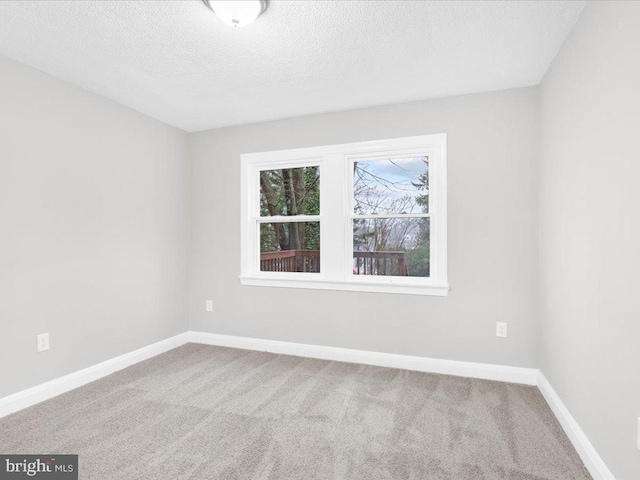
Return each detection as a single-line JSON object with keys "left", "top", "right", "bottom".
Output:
{"left": 259, "top": 166, "right": 320, "bottom": 272}
{"left": 242, "top": 134, "right": 447, "bottom": 294}
{"left": 353, "top": 157, "right": 430, "bottom": 277}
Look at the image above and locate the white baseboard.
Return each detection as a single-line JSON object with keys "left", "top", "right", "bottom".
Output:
{"left": 537, "top": 372, "right": 615, "bottom": 480}
{"left": 188, "top": 331, "right": 539, "bottom": 385}
{"left": 190, "top": 332, "right": 614, "bottom": 480}
{"left": 0, "top": 332, "right": 190, "bottom": 419}
{"left": 0, "top": 329, "right": 614, "bottom": 480}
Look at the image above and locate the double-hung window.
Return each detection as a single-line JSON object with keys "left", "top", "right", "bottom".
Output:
{"left": 240, "top": 134, "right": 448, "bottom": 296}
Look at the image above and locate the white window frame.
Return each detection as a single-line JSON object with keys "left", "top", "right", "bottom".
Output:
{"left": 240, "top": 134, "right": 448, "bottom": 296}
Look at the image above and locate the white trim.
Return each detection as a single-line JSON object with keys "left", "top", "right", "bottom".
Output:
{"left": 0, "top": 330, "right": 615, "bottom": 480}
{"left": 537, "top": 373, "right": 615, "bottom": 480}
{"left": 188, "top": 332, "right": 613, "bottom": 480}
{"left": 0, "top": 332, "right": 190, "bottom": 419}
{"left": 257, "top": 215, "right": 321, "bottom": 223}
{"left": 240, "top": 134, "right": 448, "bottom": 296}
{"left": 344, "top": 135, "right": 447, "bottom": 288}
{"left": 188, "top": 331, "right": 537, "bottom": 385}
{"left": 239, "top": 275, "right": 450, "bottom": 296}
{"left": 352, "top": 213, "right": 431, "bottom": 219}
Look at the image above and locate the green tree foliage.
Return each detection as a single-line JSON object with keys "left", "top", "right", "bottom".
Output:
{"left": 303, "top": 167, "right": 320, "bottom": 250}
{"left": 259, "top": 166, "right": 319, "bottom": 252}
{"left": 409, "top": 159, "right": 430, "bottom": 276}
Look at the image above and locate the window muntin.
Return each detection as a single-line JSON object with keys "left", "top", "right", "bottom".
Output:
{"left": 241, "top": 134, "right": 447, "bottom": 296}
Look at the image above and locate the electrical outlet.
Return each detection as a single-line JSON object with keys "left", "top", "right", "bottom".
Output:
{"left": 206, "top": 300, "right": 213, "bottom": 312}
{"left": 496, "top": 322, "right": 508, "bottom": 338}
{"left": 37, "top": 333, "right": 49, "bottom": 352}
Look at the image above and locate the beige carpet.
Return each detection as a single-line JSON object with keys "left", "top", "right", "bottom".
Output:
{"left": 0, "top": 344, "right": 591, "bottom": 479}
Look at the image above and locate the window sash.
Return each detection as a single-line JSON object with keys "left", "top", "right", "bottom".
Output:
{"left": 240, "top": 134, "right": 448, "bottom": 296}
{"left": 251, "top": 160, "right": 324, "bottom": 276}
{"left": 352, "top": 213, "right": 430, "bottom": 219}
{"left": 347, "top": 151, "right": 435, "bottom": 281}
{"left": 256, "top": 215, "right": 321, "bottom": 223}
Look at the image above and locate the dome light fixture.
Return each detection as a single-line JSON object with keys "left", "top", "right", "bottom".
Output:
{"left": 202, "top": 0, "right": 267, "bottom": 28}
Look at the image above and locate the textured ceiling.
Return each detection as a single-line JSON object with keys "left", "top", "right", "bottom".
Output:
{"left": 0, "top": 1, "right": 585, "bottom": 132}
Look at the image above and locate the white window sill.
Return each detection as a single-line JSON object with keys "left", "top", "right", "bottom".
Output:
{"left": 239, "top": 275, "right": 450, "bottom": 296}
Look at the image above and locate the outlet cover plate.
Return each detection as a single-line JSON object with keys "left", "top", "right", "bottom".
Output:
{"left": 496, "top": 322, "right": 508, "bottom": 338}
{"left": 37, "top": 333, "right": 50, "bottom": 352}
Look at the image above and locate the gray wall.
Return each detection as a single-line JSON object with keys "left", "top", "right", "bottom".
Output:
{"left": 0, "top": 55, "right": 189, "bottom": 398}
{"left": 188, "top": 87, "right": 539, "bottom": 368}
{"left": 3, "top": 3, "right": 637, "bottom": 475}
{"left": 539, "top": 2, "right": 640, "bottom": 479}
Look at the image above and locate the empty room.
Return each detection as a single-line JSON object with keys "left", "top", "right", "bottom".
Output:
{"left": 0, "top": 1, "right": 638, "bottom": 479}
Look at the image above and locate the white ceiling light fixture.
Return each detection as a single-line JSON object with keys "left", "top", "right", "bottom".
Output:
{"left": 202, "top": 0, "right": 267, "bottom": 28}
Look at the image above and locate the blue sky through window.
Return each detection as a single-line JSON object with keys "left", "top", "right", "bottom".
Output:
{"left": 354, "top": 156, "right": 428, "bottom": 215}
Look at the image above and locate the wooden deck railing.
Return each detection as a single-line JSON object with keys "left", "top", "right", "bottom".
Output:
{"left": 260, "top": 250, "right": 320, "bottom": 273}
{"left": 353, "top": 251, "right": 408, "bottom": 276}
{"left": 260, "top": 250, "right": 408, "bottom": 276}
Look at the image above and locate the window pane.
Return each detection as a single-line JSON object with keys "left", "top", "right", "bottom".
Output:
{"left": 353, "top": 217, "right": 429, "bottom": 277}
{"left": 354, "top": 157, "right": 428, "bottom": 215}
{"left": 260, "top": 222, "right": 320, "bottom": 273}
{"left": 260, "top": 166, "right": 320, "bottom": 216}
